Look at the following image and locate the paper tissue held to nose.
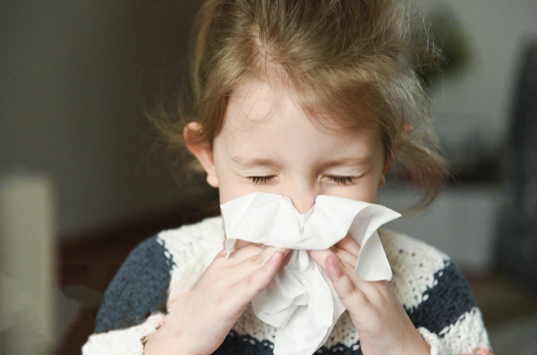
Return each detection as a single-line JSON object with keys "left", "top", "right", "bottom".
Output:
{"left": 220, "top": 192, "right": 401, "bottom": 355}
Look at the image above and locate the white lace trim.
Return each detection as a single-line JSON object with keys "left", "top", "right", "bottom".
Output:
{"left": 81, "top": 313, "right": 164, "bottom": 355}
{"left": 417, "top": 308, "right": 491, "bottom": 355}
{"left": 439, "top": 308, "right": 491, "bottom": 355}
{"left": 418, "top": 327, "right": 448, "bottom": 355}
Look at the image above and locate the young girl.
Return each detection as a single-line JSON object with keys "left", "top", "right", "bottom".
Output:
{"left": 83, "top": 0, "right": 493, "bottom": 354}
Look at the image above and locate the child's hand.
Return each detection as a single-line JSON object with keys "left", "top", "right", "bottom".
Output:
{"left": 144, "top": 244, "right": 289, "bottom": 355}
{"left": 309, "top": 235, "right": 430, "bottom": 355}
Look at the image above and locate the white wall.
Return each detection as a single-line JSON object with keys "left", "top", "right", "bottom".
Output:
{"left": 0, "top": 1, "right": 204, "bottom": 239}
{"left": 390, "top": 0, "right": 537, "bottom": 271}
{"left": 380, "top": 186, "right": 503, "bottom": 273}
{"left": 413, "top": 0, "right": 537, "bottom": 145}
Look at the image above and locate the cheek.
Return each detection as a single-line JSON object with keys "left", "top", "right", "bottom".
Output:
{"left": 214, "top": 171, "right": 245, "bottom": 205}
{"left": 356, "top": 188, "right": 379, "bottom": 204}
{"left": 332, "top": 188, "right": 378, "bottom": 204}
{"left": 213, "top": 135, "right": 261, "bottom": 204}
{"left": 324, "top": 177, "right": 380, "bottom": 204}
{"left": 213, "top": 164, "right": 260, "bottom": 205}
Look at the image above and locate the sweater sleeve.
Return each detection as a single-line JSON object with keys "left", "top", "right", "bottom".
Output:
{"left": 409, "top": 260, "right": 493, "bottom": 355}
{"left": 381, "top": 230, "right": 493, "bottom": 355}
{"left": 82, "top": 236, "right": 175, "bottom": 355}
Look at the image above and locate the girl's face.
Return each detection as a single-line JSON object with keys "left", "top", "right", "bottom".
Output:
{"left": 187, "top": 78, "right": 388, "bottom": 213}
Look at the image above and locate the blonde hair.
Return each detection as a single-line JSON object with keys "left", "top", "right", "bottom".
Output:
{"left": 157, "top": 0, "right": 449, "bottom": 207}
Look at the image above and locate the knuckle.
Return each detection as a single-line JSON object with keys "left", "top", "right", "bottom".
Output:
{"left": 340, "top": 288, "right": 359, "bottom": 304}
{"left": 245, "top": 275, "right": 257, "bottom": 288}
{"left": 209, "top": 275, "right": 220, "bottom": 286}
{"left": 215, "top": 290, "right": 232, "bottom": 307}
{"left": 374, "top": 284, "right": 391, "bottom": 300}
{"left": 214, "top": 291, "right": 226, "bottom": 305}
{"left": 350, "top": 288, "right": 361, "bottom": 300}
{"left": 250, "top": 254, "right": 265, "bottom": 266}
{"left": 366, "top": 306, "right": 382, "bottom": 321}
{"left": 244, "top": 275, "right": 264, "bottom": 294}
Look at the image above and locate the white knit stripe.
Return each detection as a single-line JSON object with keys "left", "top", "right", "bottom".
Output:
{"left": 438, "top": 308, "right": 491, "bottom": 355}
{"left": 233, "top": 303, "right": 279, "bottom": 343}
{"left": 418, "top": 327, "right": 449, "bottom": 355}
{"left": 232, "top": 304, "right": 361, "bottom": 349}
{"left": 380, "top": 229, "right": 450, "bottom": 311}
{"left": 233, "top": 307, "right": 492, "bottom": 354}
{"left": 322, "top": 311, "right": 360, "bottom": 348}
{"left": 157, "top": 217, "right": 225, "bottom": 297}
{"left": 82, "top": 313, "right": 164, "bottom": 355}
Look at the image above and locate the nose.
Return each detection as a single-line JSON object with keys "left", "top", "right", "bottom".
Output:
{"left": 284, "top": 181, "right": 317, "bottom": 214}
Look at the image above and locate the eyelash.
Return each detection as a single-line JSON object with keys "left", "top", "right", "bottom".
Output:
{"left": 249, "top": 176, "right": 275, "bottom": 184}
{"left": 248, "top": 176, "right": 357, "bottom": 185}
{"left": 328, "top": 176, "right": 357, "bottom": 185}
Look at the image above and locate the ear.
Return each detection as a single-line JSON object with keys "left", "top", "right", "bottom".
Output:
{"left": 378, "top": 153, "right": 394, "bottom": 188}
{"left": 184, "top": 122, "right": 219, "bottom": 188}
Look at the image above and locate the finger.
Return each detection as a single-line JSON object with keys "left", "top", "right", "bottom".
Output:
{"left": 226, "top": 247, "right": 289, "bottom": 284}
{"left": 234, "top": 240, "right": 252, "bottom": 250}
{"left": 230, "top": 250, "right": 286, "bottom": 305}
{"left": 333, "top": 245, "right": 358, "bottom": 267}
{"left": 193, "top": 245, "right": 282, "bottom": 294}
{"left": 325, "top": 254, "right": 367, "bottom": 306}
{"left": 335, "top": 234, "right": 361, "bottom": 258}
{"left": 308, "top": 249, "right": 333, "bottom": 273}
{"left": 214, "top": 248, "right": 228, "bottom": 259}
{"left": 309, "top": 244, "right": 355, "bottom": 271}
{"left": 224, "top": 243, "right": 268, "bottom": 265}
{"left": 233, "top": 240, "right": 267, "bottom": 251}
{"left": 226, "top": 242, "right": 288, "bottom": 265}
{"left": 309, "top": 234, "right": 361, "bottom": 271}
{"left": 334, "top": 256, "right": 385, "bottom": 299}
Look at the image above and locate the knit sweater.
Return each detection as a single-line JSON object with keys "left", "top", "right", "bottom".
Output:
{"left": 82, "top": 216, "right": 493, "bottom": 355}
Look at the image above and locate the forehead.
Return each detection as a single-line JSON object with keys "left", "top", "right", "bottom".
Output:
{"left": 225, "top": 78, "right": 297, "bottom": 131}
{"left": 219, "top": 78, "right": 383, "bottom": 158}
{"left": 225, "top": 77, "right": 372, "bottom": 133}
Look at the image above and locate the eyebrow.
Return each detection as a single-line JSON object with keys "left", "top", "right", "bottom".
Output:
{"left": 231, "top": 156, "right": 284, "bottom": 169}
{"left": 231, "top": 155, "right": 372, "bottom": 169}
{"left": 318, "top": 156, "right": 373, "bottom": 169}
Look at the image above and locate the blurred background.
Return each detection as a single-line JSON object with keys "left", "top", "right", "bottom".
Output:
{"left": 0, "top": 0, "right": 536, "bottom": 354}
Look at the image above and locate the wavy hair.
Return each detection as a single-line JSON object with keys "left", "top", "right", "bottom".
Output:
{"left": 155, "top": 0, "right": 449, "bottom": 207}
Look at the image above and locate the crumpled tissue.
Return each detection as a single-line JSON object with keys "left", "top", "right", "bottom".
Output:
{"left": 220, "top": 192, "right": 400, "bottom": 355}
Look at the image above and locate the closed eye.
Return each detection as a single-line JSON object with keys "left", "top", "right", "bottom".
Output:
{"left": 327, "top": 176, "right": 357, "bottom": 185}
{"left": 249, "top": 176, "right": 276, "bottom": 184}
{"left": 250, "top": 175, "right": 358, "bottom": 184}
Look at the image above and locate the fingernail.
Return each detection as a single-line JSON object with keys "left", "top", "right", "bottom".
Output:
{"left": 270, "top": 251, "right": 282, "bottom": 262}
{"left": 330, "top": 255, "right": 340, "bottom": 268}
{"left": 327, "top": 255, "right": 343, "bottom": 276}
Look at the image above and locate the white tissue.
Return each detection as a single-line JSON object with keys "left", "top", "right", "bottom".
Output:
{"left": 220, "top": 192, "right": 400, "bottom": 355}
